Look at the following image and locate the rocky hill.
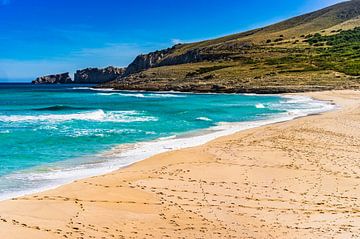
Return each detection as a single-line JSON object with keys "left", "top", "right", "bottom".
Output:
{"left": 102, "top": 0, "right": 360, "bottom": 93}
{"left": 74, "top": 66, "right": 125, "bottom": 84}
{"left": 32, "top": 73, "right": 72, "bottom": 84}
{"left": 33, "top": 67, "right": 125, "bottom": 84}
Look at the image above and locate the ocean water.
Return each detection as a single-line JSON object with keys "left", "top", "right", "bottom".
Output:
{"left": 0, "top": 83, "right": 334, "bottom": 199}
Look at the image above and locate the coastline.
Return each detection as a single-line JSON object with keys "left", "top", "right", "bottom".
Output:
{"left": 0, "top": 93, "right": 334, "bottom": 201}
{"left": 0, "top": 90, "right": 359, "bottom": 238}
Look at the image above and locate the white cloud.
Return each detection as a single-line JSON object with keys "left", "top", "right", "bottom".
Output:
{"left": 171, "top": 37, "right": 207, "bottom": 45}
{"left": 171, "top": 39, "right": 183, "bottom": 45}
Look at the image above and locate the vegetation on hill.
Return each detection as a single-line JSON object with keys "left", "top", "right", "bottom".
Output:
{"left": 306, "top": 27, "right": 360, "bottom": 45}
{"left": 306, "top": 27, "right": 360, "bottom": 75}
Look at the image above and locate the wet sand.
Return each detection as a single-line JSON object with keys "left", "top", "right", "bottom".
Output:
{"left": 0, "top": 90, "right": 359, "bottom": 239}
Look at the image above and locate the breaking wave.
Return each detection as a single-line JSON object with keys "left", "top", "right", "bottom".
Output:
{"left": 0, "top": 110, "right": 158, "bottom": 123}
{"left": 97, "top": 92, "right": 185, "bottom": 98}
{"left": 255, "top": 103, "right": 266, "bottom": 109}
{"left": 196, "top": 117, "right": 212, "bottom": 121}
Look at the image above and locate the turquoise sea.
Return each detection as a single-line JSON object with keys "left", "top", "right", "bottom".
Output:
{"left": 0, "top": 83, "right": 334, "bottom": 199}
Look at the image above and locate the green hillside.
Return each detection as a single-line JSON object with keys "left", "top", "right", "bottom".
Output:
{"left": 103, "top": 0, "right": 360, "bottom": 93}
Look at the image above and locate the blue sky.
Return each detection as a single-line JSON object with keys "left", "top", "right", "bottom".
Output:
{"left": 0, "top": 0, "right": 346, "bottom": 82}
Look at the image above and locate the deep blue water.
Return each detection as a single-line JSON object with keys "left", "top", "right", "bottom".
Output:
{"left": 0, "top": 83, "right": 332, "bottom": 199}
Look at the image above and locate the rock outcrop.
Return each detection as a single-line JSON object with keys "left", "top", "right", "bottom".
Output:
{"left": 32, "top": 73, "right": 72, "bottom": 84}
{"left": 123, "top": 47, "right": 178, "bottom": 76}
{"left": 74, "top": 66, "right": 125, "bottom": 84}
{"left": 123, "top": 44, "right": 233, "bottom": 76}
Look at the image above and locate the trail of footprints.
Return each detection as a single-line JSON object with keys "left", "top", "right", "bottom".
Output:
{"left": 2, "top": 157, "right": 359, "bottom": 238}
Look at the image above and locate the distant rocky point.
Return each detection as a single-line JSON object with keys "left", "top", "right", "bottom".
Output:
{"left": 74, "top": 66, "right": 125, "bottom": 84}
{"left": 32, "top": 66, "right": 125, "bottom": 84}
{"left": 32, "top": 73, "right": 72, "bottom": 84}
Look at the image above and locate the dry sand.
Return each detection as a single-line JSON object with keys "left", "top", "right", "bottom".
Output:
{"left": 0, "top": 90, "right": 359, "bottom": 239}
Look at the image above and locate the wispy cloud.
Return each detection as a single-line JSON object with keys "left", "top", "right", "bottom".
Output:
{"left": 171, "top": 39, "right": 183, "bottom": 45}
{"left": 170, "top": 37, "right": 207, "bottom": 45}
{"left": 73, "top": 43, "right": 144, "bottom": 59}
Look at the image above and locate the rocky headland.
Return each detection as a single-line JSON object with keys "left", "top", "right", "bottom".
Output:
{"left": 32, "top": 66, "right": 125, "bottom": 84}
{"left": 32, "top": 73, "right": 72, "bottom": 84}
{"left": 74, "top": 66, "right": 125, "bottom": 84}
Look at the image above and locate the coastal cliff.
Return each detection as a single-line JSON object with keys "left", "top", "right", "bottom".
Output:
{"left": 32, "top": 73, "right": 72, "bottom": 84}
{"left": 74, "top": 66, "right": 125, "bottom": 84}
{"left": 102, "top": 0, "right": 360, "bottom": 93}
{"left": 123, "top": 44, "right": 242, "bottom": 76}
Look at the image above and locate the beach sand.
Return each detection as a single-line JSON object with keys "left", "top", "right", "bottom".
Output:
{"left": 0, "top": 90, "right": 359, "bottom": 239}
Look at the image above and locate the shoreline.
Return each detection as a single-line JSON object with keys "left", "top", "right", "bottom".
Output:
{"left": 0, "top": 90, "right": 359, "bottom": 238}
{"left": 0, "top": 94, "right": 334, "bottom": 202}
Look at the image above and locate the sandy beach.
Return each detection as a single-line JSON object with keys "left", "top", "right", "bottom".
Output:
{"left": 0, "top": 90, "right": 359, "bottom": 239}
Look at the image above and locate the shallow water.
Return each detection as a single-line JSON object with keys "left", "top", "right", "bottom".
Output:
{"left": 0, "top": 84, "right": 333, "bottom": 199}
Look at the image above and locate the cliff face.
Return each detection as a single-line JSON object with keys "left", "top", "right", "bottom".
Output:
{"left": 123, "top": 47, "right": 177, "bottom": 76}
{"left": 32, "top": 73, "right": 72, "bottom": 84}
{"left": 74, "top": 66, "right": 125, "bottom": 84}
{"left": 123, "top": 44, "right": 235, "bottom": 76}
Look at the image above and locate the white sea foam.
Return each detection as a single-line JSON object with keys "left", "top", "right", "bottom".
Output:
{"left": 71, "top": 87, "right": 93, "bottom": 90}
{"left": 196, "top": 117, "right": 212, "bottom": 121}
{"left": 0, "top": 110, "right": 157, "bottom": 123}
{"left": 158, "top": 135, "right": 177, "bottom": 140}
{"left": 281, "top": 95, "right": 315, "bottom": 104}
{"left": 0, "top": 94, "right": 336, "bottom": 201}
{"left": 149, "top": 93, "right": 185, "bottom": 98}
{"left": 64, "top": 128, "right": 153, "bottom": 138}
{"left": 97, "top": 92, "right": 146, "bottom": 97}
{"left": 255, "top": 103, "right": 266, "bottom": 109}
{"left": 89, "top": 88, "right": 115, "bottom": 91}
{"left": 272, "top": 95, "right": 336, "bottom": 117}
{"left": 97, "top": 92, "right": 184, "bottom": 98}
